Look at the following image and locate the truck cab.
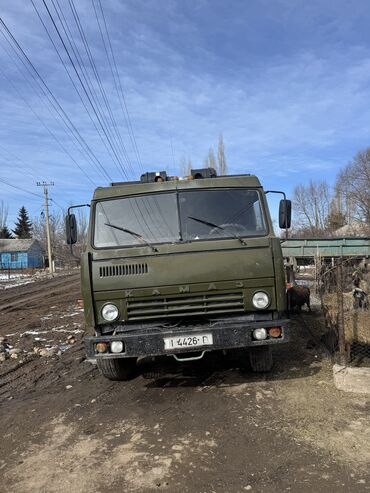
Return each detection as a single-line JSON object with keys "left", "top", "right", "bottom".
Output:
{"left": 66, "top": 168, "right": 291, "bottom": 380}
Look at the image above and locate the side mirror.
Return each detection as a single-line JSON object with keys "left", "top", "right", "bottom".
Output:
{"left": 65, "top": 214, "right": 78, "bottom": 244}
{"left": 279, "top": 199, "right": 291, "bottom": 229}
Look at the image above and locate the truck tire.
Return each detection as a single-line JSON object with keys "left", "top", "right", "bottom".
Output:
{"left": 97, "top": 357, "right": 137, "bottom": 381}
{"left": 249, "top": 346, "right": 273, "bottom": 372}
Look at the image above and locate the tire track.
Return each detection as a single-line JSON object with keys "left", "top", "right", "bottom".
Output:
{"left": 0, "top": 272, "right": 80, "bottom": 312}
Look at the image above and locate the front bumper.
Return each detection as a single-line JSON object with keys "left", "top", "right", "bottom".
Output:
{"left": 85, "top": 316, "right": 290, "bottom": 360}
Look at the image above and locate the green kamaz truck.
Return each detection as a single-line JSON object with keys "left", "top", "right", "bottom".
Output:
{"left": 66, "top": 168, "right": 291, "bottom": 380}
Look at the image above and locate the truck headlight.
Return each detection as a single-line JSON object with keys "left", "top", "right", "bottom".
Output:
{"left": 111, "top": 341, "right": 124, "bottom": 353}
{"left": 252, "top": 292, "right": 270, "bottom": 309}
{"left": 101, "top": 303, "right": 119, "bottom": 321}
{"left": 253, "top": 328, "right": 267, "bottom": 340}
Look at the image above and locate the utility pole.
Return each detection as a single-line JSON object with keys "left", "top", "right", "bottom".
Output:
{"left": 37, "top": 181, "right": 54, "bottom": 274}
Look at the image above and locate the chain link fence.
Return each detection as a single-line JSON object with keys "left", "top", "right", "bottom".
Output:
{"left": 317, "top": 256, "right": 370, "bottom": 366}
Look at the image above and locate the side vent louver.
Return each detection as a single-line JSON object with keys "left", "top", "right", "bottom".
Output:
{"left": 99, "top": 263, "right": 148, "bottom": 278}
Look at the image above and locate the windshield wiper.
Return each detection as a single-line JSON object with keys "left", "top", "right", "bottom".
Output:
{"left": 187, "top": 216, "right": 247, "bottom": 246}
{"left": 104, "top": 223, "right": 158, "bottom": 252}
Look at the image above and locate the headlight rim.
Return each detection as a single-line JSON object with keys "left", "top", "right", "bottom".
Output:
{"left": 101, "top": 302, "right": 119, "bottom": 322}
{"left": 252, "top": 291, "right": 270, "bottom": 310}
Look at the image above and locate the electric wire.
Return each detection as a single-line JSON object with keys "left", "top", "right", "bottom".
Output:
{"left": 1, "top": 8, "right": 166, "bottom": 242}
{"left": 51, "top": 0, "right": 131, "bottom": 178}
{"left": 0, "top": 22, "right": 111, "bottom": 183}
{"left": 0, "top": 66, "right": 98, "bottom": 187}
{"left": 90, "top": 0, "right": 137, "bottom": 174}
{"left": 59, "top": 0, "right": 158, "bottom": 235}
{"left": 93, "top": 0, "right": 176, "bottom": 235}
{"left": 62, "top": 0, "right": 156, "bottom": 236}
{"left": 0, "top": 177, "right": 44, "bottom": 200}
{"left": 92, "top": 0, "right": 174, "bottom": 233}
{"left": 0, "top": 17, "right": 113, "bottom": 182}
{"left": 0, "top": 12, "right": 153, "bottom": 238}
{"left": 67, "top": 0, "right": 136, "bottom": 179}
{"left": 30, "top": 0, "right": 121, "bottom": 180}
{"left": 95, "top": 0, "right": 144, "bottom": 171}
{"left": 50, "top": 0, "right": 156, "bottom": 239}
{"left": 0, "top": 34, "right": 103, "bottom": 185}
{"left": 30, "top": 0, "right": 116, "bottom": 182}
{"left": 0, "top": 145, "right": 37, "bottom": 182}
{"left": 40, "top": 0, "right": 129, "bottom": 180}
{"left": 50, "top": 198, "right": 67, "bottom": 211}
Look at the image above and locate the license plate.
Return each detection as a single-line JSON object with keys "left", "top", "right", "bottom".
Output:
{"left": 163, "top": 333, "right": 213, "bottom": 350}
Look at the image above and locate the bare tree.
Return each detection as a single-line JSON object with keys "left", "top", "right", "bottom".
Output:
{"left": 0, "top": 201, "right": 13, "bottom": 238}
{"left": 293, "top": 180, "right": 331, "bottom": 236}
{"left": 0, "top": 201, "right": 8, "bottom": 229}
{"left": 217, "top": 134, "right": 228, "bottom": 175}
{"left": 179, "top": 157, "right": 192, "bottom": 176}
{"left": 204, "top": 147, "right": 217, "bottom": 170}
{"left": 336, "top": 148, "right": 370, "bottom": 225}
{"left": 76, "top": 208, "right": 88, "bottom": 243}
{"left": 33, "top": 209, "right": 83, "bottom": 268}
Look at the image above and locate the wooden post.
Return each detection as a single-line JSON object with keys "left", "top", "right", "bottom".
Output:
{"left": 336, "top": 258, "right": 347, "bottom": 365}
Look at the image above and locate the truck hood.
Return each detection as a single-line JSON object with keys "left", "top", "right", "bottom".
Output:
{"left": 91, "top": 238, "right": 275, "bottom": 292}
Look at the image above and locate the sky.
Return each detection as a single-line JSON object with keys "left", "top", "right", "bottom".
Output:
{"left": 0, "top": 0, "right": 370, "bottom": 228}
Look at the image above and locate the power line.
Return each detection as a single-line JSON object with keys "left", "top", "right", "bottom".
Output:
{"left": 0, "top": 145, "right": 37, "bottom": 182}
{"left": 39, "top": 0, "right": 130, "bottom": 179}
{"left": 50, "top": 0, "right": 130, "bottom": 177}
{"left": 0, "top": 36, "right": 102, "bottom": 184}
{"left": 92, "top": 0, "right": 176, "bottom": 234}
{"left": 0, "top": 9, "right": 167, "bottom": 242}
{"left": 0, "top": 12, "right": 156, "bottom": 239}
{"left": 50, "top": 197, "right": 67, "bottom": 211}
{"left": 67, "top": 0, "right": 136, "bottom": 178}
{"left": 95, "top": 0, "right": 144, "bottom": 171}
{"left": 43, "top": 0, "right": 157, "bottom": 235}
{"left": 88, "top": 0, "right": 163, "bottom": 233}
{"left": 0, "top": 17, "right": 113, "bottom": 182}
{"left": 0, "top": 177, "right": 44, "bottom": 199}
{"left": 0, "top": 66, "right": 98, "bottom": 187}
{"left": 28, "top": 2, "right": 117, "bottom": 180}
{"left": 90, "top": 0, "right": 137, "bottom": 175}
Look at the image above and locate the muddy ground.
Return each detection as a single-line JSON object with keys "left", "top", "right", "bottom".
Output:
{"left": 0, "top": 272, "right": 369, "bottom": 493}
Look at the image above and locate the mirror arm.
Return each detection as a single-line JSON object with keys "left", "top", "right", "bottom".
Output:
{"left": 265, "top": 190, "right": 288, "bottom": 241}
{"left": 67, "top": 204, "right": 90, "bottom": 215}
{"left": 67, "top": 204, "right": 90, "bottom": 259}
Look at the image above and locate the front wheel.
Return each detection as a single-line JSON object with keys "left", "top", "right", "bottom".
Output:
{"left": 97, "top": 357, "right": 137, "bottom": 381}
{"left": 249, "top": 346, "right": 273, "bottom": 372}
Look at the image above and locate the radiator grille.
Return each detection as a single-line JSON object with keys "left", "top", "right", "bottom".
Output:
{"left": 127, "top": 292, "right": 244, "bottom": 320}
{"left": 99, "top": 263, "right": 148, "bottom": 278}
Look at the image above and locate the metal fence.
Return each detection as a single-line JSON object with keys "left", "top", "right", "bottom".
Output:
{"left": 317, "top": 256, "right": 370, "bottom": 367}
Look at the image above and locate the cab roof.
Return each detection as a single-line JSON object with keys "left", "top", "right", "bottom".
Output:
{"left": 92, "top": 174, "right": 263, "bottom": 201}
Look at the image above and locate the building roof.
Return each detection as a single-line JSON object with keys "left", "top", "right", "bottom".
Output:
{"left": 0, "top": 239, "right": 42, "bottom": 253}
{"left": 282, "top": 237, "right": 370, "bottom": 258}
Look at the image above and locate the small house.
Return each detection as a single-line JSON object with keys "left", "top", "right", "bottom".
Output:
{"left": 0, "top": 239, "right": 44, "bottom": 269}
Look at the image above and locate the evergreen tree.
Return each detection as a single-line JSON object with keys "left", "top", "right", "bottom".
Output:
{"left": 0, "top": 225, "right": 13, "bottom": 239}
{"left": 12, "top": 206, "right": 33, "bottom": 238}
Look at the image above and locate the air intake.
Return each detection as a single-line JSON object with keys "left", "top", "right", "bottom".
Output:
{"left": 99, "top": 263, "right": 148, "bottom": 278}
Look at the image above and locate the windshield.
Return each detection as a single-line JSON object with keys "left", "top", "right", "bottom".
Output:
{"left": 94, "top": 193, "right": 178, "bottom": 247}
{"left": 93, "top": 188, "right": 267, "bottom": 248}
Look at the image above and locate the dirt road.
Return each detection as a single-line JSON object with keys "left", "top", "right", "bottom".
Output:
{"left": 1, "top": 272, "right": 369, "bottom": 493}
